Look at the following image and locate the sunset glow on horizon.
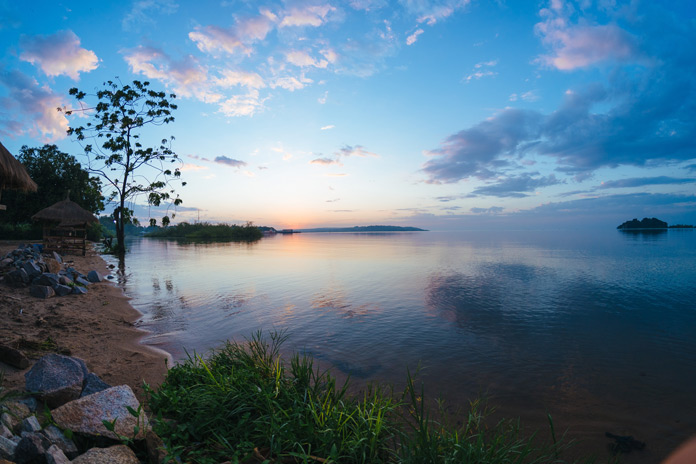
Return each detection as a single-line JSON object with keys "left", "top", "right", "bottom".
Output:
{"left": 1, "top": 0, "right": 694, "bottom": 230}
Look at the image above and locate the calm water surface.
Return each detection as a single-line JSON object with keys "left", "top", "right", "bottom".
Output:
{"left": 109, "top": 229, "right": 696, "bottom": 462}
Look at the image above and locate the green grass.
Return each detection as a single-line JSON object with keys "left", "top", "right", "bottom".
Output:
{"left": 145, "top": 221, "right": 262, "bottom": 242}
{"left": 146, "top": 332, "right": 591, "bottom": 464}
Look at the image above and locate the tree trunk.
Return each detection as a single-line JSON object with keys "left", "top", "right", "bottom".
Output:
{"left": 114, "top": 206, "right": 126, "bottom": 256}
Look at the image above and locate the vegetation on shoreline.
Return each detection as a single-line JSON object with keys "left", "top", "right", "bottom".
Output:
{"left": 146, "top": 332, "right": 583, "bottom": 464}
{"left": 145, "top": 221, "right": 263, "bottom": 242}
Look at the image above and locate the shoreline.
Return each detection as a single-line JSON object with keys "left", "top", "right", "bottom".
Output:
{"left": 0, "top": 241, "right": 169, "bottom": 400}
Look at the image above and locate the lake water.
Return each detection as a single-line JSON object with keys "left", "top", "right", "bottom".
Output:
{"left": 109, "top": 229, "right": 696, "bottom": 462}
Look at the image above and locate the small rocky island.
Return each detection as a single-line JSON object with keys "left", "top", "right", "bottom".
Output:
{"left": 617, "top": 218, "right": 694, "bottom": 229}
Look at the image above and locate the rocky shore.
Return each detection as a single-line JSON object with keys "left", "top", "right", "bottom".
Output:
{"left": 0, "top": 241, "right": 170, "bottom": 463}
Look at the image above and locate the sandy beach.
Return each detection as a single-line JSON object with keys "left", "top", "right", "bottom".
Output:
{"left": 0, "top": 241, "right": 169, "bottom": 400}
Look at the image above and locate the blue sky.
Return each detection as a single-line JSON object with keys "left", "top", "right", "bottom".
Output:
{"left": 1, "top": 0, "right": 695, "bottom": 229}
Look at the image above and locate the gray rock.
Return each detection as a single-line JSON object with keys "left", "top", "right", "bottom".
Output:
{"left": 0, "top": 423, "right": 12, "bottom": 439}
{"left": 21, "top": 261, "right": 42, "bottom": 279}
{"left": 75, "top": 276, "right": 91, "bottom": 287}
{"left": 0, "top": 435, "right": 17, "bottom": 460}
{"left": 80, "top": 373, "right": 111, "bottom": 397}
{"left": 72, "top": 445, "right": 140, "bottom": 464}
{"left": 30, "top": 285, "right": 55, "bottom": 299}
{"left": 45, "top": 444, "right": 70, "bottom": 464}
{"left": 21, "top": 415, "right": 41, "bottom": 433}
{"left": 2, "top": 402, "right": 31, "bottom": 429}
{"left": 71, "top": 286, "right": 88, "bottom": 295}
{"left": 7, "top": 268, "right": 30, "bottom": 286}
{"left": 41, "top": 425, "right": 78, "bottom": 459}
{"left": 51, "top": 385, "right": 149, "bottom": 441}
{"left": 53, "top": 284, "right": 73, "bottom": 297}
{"left": 14, "top": 432, "right": 51, "bottom": 464}
{"left": 87, "top": 270, "right": 102, "bottom": 283}
{"left": 52, "top": 252, "right": 62, "bottom": 264}
{"left": 24, "top": 354, "right": 88, "bottom": 408}
{"left": 32, "top": 273, "right": 59, "bottom": 287}
{"left": 0, "top": 343, "right": 30, "bottom": 369}
{"left": 0, "top": 257, "right": 12, "bottom": 267}
{"left": 58, "top": 275, "right": 73, "bottom": 286}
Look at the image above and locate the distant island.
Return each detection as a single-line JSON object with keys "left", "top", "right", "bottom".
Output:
{"left": 617, "top": 217, "right": 694, "bottom": 229}
{"left": 299, "top": 225, "right": 427, "bottom": 233}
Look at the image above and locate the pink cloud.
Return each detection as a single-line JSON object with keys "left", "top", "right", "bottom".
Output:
{"left": 536, "top": 6, "right": 640, "bottom": 70}
{"left": 280, "top": 4, "right": 335, "bottom": 27}
{"left": 20, "top": 30, "right": 98, "bottom": 80}
{"left": 0, "top": 69, "right": 69, "bottom": 142}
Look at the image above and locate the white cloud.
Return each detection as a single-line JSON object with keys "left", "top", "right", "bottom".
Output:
{"left": 19, "top": 30, "right": 98, "bottom": 80}
{"left": 215, "top": 70, "right": 266, "bottom": 89}
{"left": 271, "top": 75, "right": 313, "bottom": 91}
{"left": 218, "top": 90, "right": 265, "bottom": 117}
{"left": 464, "top": 59, "right": 498, "bottom": 82}
{"left": 406, "top": 28, "right": 424, "bottom": 45}
{"left": 285, "top": 50, "right": 328, "bottom": 68}
{"left": 318, "top": 90, "right": 328, "bottom": 104}
{"left": 189, "top": 26, "right": 250, "bottom": 55}
{"left": 280, "top": 4, "right": 335, "bottom": 28}
{"left": 321, "top": 124, "right": 335, "bottom": 130}
{"left": 123, "top": 47, "right": 221, "bottom": 103}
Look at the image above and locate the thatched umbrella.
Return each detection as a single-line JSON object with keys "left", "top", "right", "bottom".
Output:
{"left": 31, "top": 197, "right": 98, "bottom": 227}
{"left": 0, "top": 141, "right": 38, "bottom": 210}
{"left": 0, "top": 141, "right": 38, "bottom": 193}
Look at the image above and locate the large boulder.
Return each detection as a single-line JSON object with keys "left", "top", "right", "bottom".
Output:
{"left": 13, "top": 432, "right": 51, "bottom": 464}
{"left": 80, "top": 373, "right": 111, "bottom": 398}
{"left": 72, "top": 445, "right": 140, "bottom": 464}
{"left": 24, "top": 354, "right": 88, "bottom": 408}
{"left": 30, "top": 285, "right": 55, "bottom": 299}
{"left": 51, "top": 385, "right": 149, "bottom": 441}
{"left": 86, "top": 271, "right": 102, "bottom": 283}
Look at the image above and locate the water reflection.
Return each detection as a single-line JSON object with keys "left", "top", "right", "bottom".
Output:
{"left": 618, "top": 229, "right": 668, "bottom": 240}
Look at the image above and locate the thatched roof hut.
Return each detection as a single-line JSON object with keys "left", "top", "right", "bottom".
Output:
{"left": 31, "top": 197, "right": 98, "bottom": 256}
{"left": 0, "top": 141, "right": 38, "bottom": 193}
{"left": 31, "top": 197, "right": 98, "bottom": 228}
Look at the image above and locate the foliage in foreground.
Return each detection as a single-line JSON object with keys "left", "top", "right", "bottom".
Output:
{"left": 145, "top": 221, "right": 263, "bottom": 242}
{"left": 147, "top": 332, "right": 582, "bottom": 464}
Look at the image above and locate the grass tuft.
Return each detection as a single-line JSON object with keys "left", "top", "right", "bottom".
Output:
{"left": 146, "top": 331, "right": 593, "bottom": 464}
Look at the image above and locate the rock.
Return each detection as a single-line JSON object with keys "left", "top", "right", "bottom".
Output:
{"left": 41, "top": 426, "right": 78, "bottom": 459}
{"left": 13, "top": 432, "right": 50, "bottom": 464}
{"left": 51, "top": 252, "right": 62, "bottom": 264}
{"left": 0, "top": 258, "right": 12, "bottom": 267}
{"left": 32, "top": 274, "right": 59, "bottom": 287}
{"left": 20, "top": 416, "right": 41, "bottom": 433}
{"left": 58, "top": 276, "right": 72, "bottom": 286}
{"left": 80, "top": 373, "right": 111, "bottom": 398}
{"left": 7, "top": 268, "right": 30, "bottom": 286}
{"left": 52, "top": 285, "right": 72, "bottom": 297}
{"left": 86, "top": 271, "right": 102, "bottom": 283}
{"left": 24, "top": 354, "right": 88, "bottom": 408}
{"left": 45, "top": 444, "right": 70, "bottom": 464}
{"left": 72, "top": 445, "right": 140, "bottom": 464}
{"left": 44, "top": 259, "right": 61, "bottom": 274}
{"left": 20, "top": 262, "right": 41, "bottom": 280}
{"left": 0, "top": 424, "right": 11, "bottom": 440}
{"left": 75, "top": 276, "right": 90, "bottom": 287}
{"left": 2, "top": 402, "right": 31, "bottom": 430}
{"left": 0, "top": 344, "right": 30, "bottom": 369}
{"left": 51, "top": 385, "right": 149, "bottom": 441}
{"left": 146, "top": 430, "right": 168, "bottom": 464}
{"left": 29, "top": 285, "right": 55, "bottom": 299}
{"left": 0, "top": 436, "right": 16, "bottom": 460}
{"left": 71, "top": 286, "right": 88, "bottom": 295}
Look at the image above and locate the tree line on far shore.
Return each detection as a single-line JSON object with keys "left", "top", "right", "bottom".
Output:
{"left": 617, "top": 217, "right": 694, "bottom": 229}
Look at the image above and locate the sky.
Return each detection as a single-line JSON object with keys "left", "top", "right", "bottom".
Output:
{"left": 1, "top": 0, "right": 695, "bottom": 230}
